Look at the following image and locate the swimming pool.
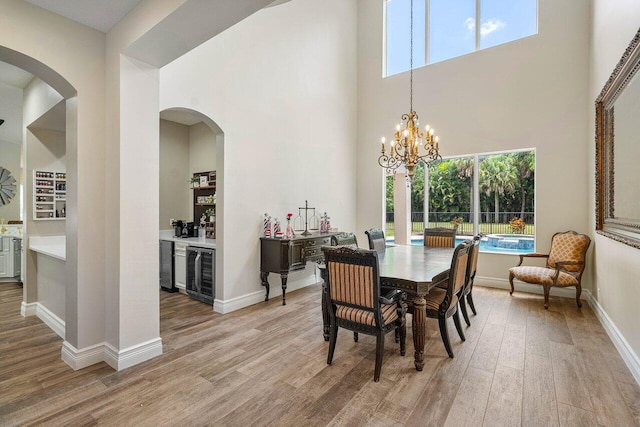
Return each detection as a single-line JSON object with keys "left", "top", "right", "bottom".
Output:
{"left": 388, "top": 235, "right": 535, "bottom": 254}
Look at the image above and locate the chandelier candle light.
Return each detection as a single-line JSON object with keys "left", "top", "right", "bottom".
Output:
{"left": 378, "top": 0, "right": 442, "bottom": 178}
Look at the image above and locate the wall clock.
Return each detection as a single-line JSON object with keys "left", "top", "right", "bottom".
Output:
{"left": 0, "top": 166, "right": 17, "bottom": 206}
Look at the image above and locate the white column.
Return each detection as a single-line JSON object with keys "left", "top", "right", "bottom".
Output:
{"left": 393, "top": 172, "right": 411, "bottom": 245}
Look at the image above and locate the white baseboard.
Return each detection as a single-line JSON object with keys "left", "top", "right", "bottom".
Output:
{"left": 62, "top": 338, "right": 163, "bottom": 372}
{"left": 214, "top": 274, "right": 319, "bottom": 314}
{"left": 61, "top": 341, "right": 105, "bottom": 371}
{"left": 103, "top": 338, "right": 163, "bottom": 371}
{"left": 586, "top": 292, "right": 640, "bottom": 386}
{"left": 35, "top": 303, "right": 65, "bottom": 339}
{"left": 20, "top": 301, "right": 37, "bottom": 317}
{"left": 475, "top": 276, "right": 587, "bottom": 299}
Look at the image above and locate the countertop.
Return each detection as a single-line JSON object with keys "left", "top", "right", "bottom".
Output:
{"left": 159, "top": 230, "right": 216, "bottom": 249}
{"left": 29, "top": 235, "right": 66, "bottom": 261}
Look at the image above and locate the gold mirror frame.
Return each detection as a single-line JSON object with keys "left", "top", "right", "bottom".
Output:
{"left": 596, "top": 28, "right": 640, "bottom": 249}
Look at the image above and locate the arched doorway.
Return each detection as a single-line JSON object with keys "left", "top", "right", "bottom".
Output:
{"left": 158, "top": 107, "right": 224, "bottom": 310}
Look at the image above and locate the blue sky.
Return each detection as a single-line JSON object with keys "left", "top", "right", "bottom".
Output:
{"left": 386, "top": 0, "right": 537, "bottom": 76}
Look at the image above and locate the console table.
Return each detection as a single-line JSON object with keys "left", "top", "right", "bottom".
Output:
{"left": 260, "top": 232, "right": 340, "bottom": 305}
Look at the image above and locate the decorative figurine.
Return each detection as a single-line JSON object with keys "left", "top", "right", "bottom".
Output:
{"left": 274, "top": 217, "right": 283, "bottom": 239}
{"left": 320, "top": 212, "right": 331, "bottom": 233}
{"left": 263, "top": 213, "right": 272, "bottom": 237}
{"left": 285, "top": 212, "right": 295, "bottom": 239}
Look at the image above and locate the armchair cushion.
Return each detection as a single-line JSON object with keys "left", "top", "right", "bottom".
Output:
{"left": 547, "top": 233, "right": 590, "bottom": 273}
{"left": 509, "top": 266, "right": 579, "bottom": 287}
{"left": 336, "top": 303, "right": 399, "bottom": 326}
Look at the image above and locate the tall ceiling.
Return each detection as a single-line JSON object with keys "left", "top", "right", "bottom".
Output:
{"left": 23, "top": 0, "right": 292, "bottom": 34}
{"left": 24, "top": 0, "right": 143, "bottom": 33}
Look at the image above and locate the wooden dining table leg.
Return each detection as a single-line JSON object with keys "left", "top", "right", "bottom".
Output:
{"left": 412, "top": 296, "right": 427, "bottom": 371}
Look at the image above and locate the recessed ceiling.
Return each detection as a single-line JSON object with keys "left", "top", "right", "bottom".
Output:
{"left": 0, "top": 61, "right": 34, "bottom": 89}
{"left": 24, "top": 0, "right": 143, "bottom": 33}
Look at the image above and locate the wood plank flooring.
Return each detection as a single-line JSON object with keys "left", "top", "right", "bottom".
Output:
{"left": 1, "top": 281, "right": 639, "bottom": 426}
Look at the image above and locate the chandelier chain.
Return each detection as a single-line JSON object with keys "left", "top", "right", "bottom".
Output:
{"left": 410, "top": 0, "right": 413, "bottom": 114}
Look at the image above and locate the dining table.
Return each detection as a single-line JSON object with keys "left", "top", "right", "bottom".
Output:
{"left": 320, "top": 244, "right": 455, "bottom": 371}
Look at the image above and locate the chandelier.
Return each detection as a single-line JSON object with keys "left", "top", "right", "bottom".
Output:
{"left": 378, "top": 0, "right": 441, "bottom": 179}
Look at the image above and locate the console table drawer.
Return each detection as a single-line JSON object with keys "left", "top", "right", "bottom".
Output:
{"left": 305, "top": 237, "right": 331, "bottom": 248}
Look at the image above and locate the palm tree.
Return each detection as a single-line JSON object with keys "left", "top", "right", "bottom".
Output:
{"left": 479, "top": 155, "right": 517, "bottom": 223}
{"left": 512, "top": 151, "right": 535, "bottom": 218}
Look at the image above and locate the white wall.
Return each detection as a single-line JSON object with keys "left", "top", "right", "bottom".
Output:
{"left": 589, "top": 0, "right": 640, "bottom": 366}
{"left": 357, "top": 0, "right": 591, "bottom": 283}
{"left": 0, "top": 82, "right": 24, "bottom": 221}
{"left": 0, "top": 140, "right": 21, "bottom": 220}
{"left": 159, "top": 119, "right": 190, "bottom": 228}
{"left": 189, "top": 122, "right": 217, "bottom": 176}
{"left": 160, "top": 0, "right": 358, "bottom": 304}
{"left": 0, "top": 2, "right": 105, "bottom": 361}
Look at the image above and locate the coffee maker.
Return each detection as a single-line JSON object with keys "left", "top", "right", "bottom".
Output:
{"left": 171, "top": 220, "right": 184, "bottom": 237}
{"left": 184, "top": 222, "right": 198, "bottom": 237}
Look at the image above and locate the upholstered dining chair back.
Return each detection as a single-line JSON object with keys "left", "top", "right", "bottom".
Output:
{"left": 466, "top": 235, "right": 481, "bottom": 286}
{"left": 331, "top": 232, "right": 359, "bottom": 249}
{"left": 447, "top": 242, "right": 471, "bottom": 302}
{"left": 458, "top": 235, "right": 482, "bottom": 326}
{"left": 365, "top": 228, "right": 386, "bottom": 254}
{"left": 424, "top": 227, "right": 456, "bottom": 248}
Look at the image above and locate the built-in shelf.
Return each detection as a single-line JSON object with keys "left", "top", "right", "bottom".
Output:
{"left": 33, "top": 170, "right": 66, "bottom": 221}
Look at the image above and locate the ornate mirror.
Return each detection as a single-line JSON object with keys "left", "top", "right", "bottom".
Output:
{"left": 596, "top": 28, "right": 640, "bottom": 249}
{"left": 0, "top": 166, "right": 17, "bottom": 205}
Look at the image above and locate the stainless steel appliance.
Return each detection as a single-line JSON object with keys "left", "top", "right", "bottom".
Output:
{"left": 159, "top": 240, "right": 177, "bottom": 292}
{"left": 186, "top": 246, "right": 215, "bottom": 305}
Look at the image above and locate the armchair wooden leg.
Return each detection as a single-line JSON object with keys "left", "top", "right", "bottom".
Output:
{"left": 543, "top": 285, "right": 550, "bottom": 310}
{"left": 438, "top": 316, "right": 454, "bottom": 358}
{"left": 374, "top": 332, "right": 384, "bottom": 382}
{"left": 399, "top": 322, "right": 406, "bottom": 356}
{"left": 459, "top": 296, "right": 471, "bottom": 327}
{"left": 509, "top": 272, "right": 515, "bottom": 295}
{"left": 576, "top": 285, "right": 582, "bottom": 308}
{"left": 453, "top": 310, "right": 466, "bottom": 341}
{"left": 467, "top": 292, "right": 477, "bottom": 315}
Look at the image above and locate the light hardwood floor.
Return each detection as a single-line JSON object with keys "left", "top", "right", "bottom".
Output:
{"left": 1, "top": 281, "right": 639, "bottom": 426}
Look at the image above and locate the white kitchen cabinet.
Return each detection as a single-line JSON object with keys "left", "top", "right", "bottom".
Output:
{"left": 174, "top": 242, "right": 187, "bottom": 291}
{"left": 0, "top": 236, "right": 12, "bottom": 277}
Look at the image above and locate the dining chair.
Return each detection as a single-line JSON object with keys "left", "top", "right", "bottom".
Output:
{"left": 329, "top": 232, "right": 360, "bottom": 342}
{"left": 459, "top": 235, "right": 481, "bottom": 326}
{"left": 424, "top": 227, "right": 456, "bottom": 248}
{"left": 322, "top": 246, "right": 406, "bottom": 382}
{"left": 425, "top": 240, "right": 472, "bottom": 358}
{"left": 331, "top": 232, "right": 358, "bottom": 248}
{"left": 509, "top": 230, "right": 591, "bottom": 309}
{"left": 365, "top": 228, "right": 386, "bottom": 254}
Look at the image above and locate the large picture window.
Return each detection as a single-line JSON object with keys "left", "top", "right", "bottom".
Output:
{"left": 384, "top": 0, "right": 537, "bottom": 76}
{"left": 385, "top": 149, "right": 535, "bottom": 254}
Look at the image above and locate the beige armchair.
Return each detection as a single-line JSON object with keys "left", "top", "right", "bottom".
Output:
{"left": 509, "top": 231, "right": 591, "bottom": 309}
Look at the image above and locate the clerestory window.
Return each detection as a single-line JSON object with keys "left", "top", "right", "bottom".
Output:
{"left": 384, "top": 0, "right": 538, "bottom": 77}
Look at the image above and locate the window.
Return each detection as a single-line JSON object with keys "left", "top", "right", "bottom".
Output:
{"left": 424, "top": 149, "right": 535, "bottom": 254}
{"left": 384, "top": 0, "right": 537, "bottom": 76}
